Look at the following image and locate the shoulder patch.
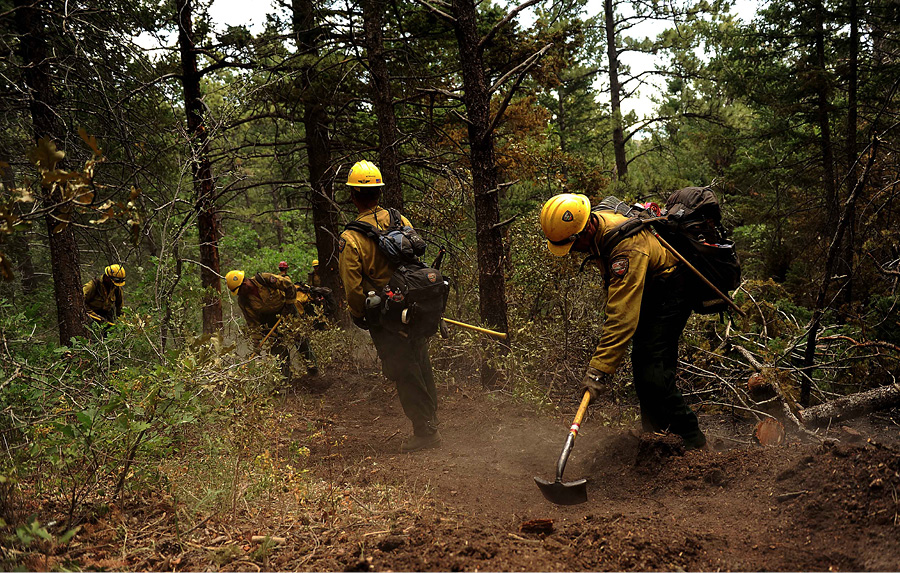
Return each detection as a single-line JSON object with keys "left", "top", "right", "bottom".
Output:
{"left": 338, "top": 237, "right": 346, "bottom": 253}
{"left": 610, "top": 256, "right": 629, "bottom": 278}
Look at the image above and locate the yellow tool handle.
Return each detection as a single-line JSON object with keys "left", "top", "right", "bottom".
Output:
{"left": 442, "top": 317, "right": 508, "bottom": 340}
{"left": 570, "top": 390, "right": 592, "bottom": 435}
{"left": 260, "top": 316, "right": 282, "bottom": 346}
{"left": 86, "top": 310, "right": 115, "bottom": 326}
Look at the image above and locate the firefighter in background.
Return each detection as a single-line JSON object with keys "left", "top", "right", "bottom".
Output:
{"left": 278, "top": 260, "right": 290, "bottom": 279}
{"left": 83, "top": 264, "right": 125, "bottom": 325}
{"left": 308, "top": 259, "right": 321, "bottom": 287}
{"left": 226, "top": 270, "right": 317, "bottom": 380}
{"left": 338, "top": 160, "right": 441, "bottom": 453}
{"left": 539, "top": 193, "right": 707, "bottom": 450}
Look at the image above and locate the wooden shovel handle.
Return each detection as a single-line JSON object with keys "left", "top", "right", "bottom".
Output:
{"left": 570, "top": 390, "right": 592, "bottom": 435}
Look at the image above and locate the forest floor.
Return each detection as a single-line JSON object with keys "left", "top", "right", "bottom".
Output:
{"left": 15, "top": 355, "right": 900, "bottom": 571}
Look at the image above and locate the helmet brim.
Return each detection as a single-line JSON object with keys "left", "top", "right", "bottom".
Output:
{"left": 547, "top": 239, "right": 576, "bottom": 257}
{"left": 111, "top": 279, "right": 125, "bottom": 286}
{"left": 347, "top": 182, "right": 385, "bottom": 187}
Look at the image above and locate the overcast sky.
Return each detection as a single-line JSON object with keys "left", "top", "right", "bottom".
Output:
{"left": 203, "top": 0, "right": 761, "bottom": 117}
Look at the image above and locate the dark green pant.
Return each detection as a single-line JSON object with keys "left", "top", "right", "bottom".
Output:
{"left": 631, "top": 269, "right": 706, "bottom": 449}
{"left": 370, "top": 327, "right": 439, "bottom": 437}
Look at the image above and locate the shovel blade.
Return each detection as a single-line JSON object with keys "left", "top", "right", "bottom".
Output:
{"left": 533, "top": 476, "right": 588, "bottom": 505}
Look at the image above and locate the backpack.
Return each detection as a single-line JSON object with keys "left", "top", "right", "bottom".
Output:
{"left": 345, "top": 208, "right": 449, "bottom": 337}
{"left": 596, "top": 187, "right": 742, "bottom": 315}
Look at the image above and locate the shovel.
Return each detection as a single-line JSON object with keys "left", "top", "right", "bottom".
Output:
{"left": 534, "top": 390, "right": 592, "bottom": 505}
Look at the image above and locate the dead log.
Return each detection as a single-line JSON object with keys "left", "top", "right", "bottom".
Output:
{"left": 798, "top": 383, "right": 900, "bottom": 427}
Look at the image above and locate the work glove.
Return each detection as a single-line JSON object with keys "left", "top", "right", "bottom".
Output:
{"left": 580, "top": 366, "right": 610, "bottom": 401}
{"left": 352, "top": 314, "right": 368, "bottom": 331}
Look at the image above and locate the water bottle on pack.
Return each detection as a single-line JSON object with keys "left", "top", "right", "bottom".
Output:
{"left": 364, "top": 290, "right": 382, "bottom": 326}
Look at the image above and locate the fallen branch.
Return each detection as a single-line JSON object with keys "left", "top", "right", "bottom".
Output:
{"left": 798, "top": 383, "right": 900, "bottom": 428}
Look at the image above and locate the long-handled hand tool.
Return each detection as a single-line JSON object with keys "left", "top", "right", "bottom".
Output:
{"left": 441, "top": 317, "right": 508, "bottom": 340}
{"left": 260, "top": 316, "right": 282, "bottom": 346}
{"left": 86, "top": 310, "right": 116, "bottom": 326}
{"left": 534, "top": 390, "right": 592, "bottom": 505}
{"left": 649, "top": 228, "right": 747, "bottom": 317}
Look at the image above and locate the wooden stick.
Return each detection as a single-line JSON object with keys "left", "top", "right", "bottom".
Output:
{"left": 650, "top": 230, "right": 747, "bottom": 317}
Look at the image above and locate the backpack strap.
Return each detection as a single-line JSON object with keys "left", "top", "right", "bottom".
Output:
{"left": 597, "top": 216, "right": 646, "bottom": 259}
{"left": 386, "top": 208, "right": 402, "bottom": 229}
{"left": 344, "top": 219, "right": 379, "bottom": 238}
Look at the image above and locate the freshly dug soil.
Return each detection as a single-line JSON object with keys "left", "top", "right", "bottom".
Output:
{"left": 283, "top": 368, "right": 900, "bottom": 571}
{"left": 25, "top": 364, "right": 900, "bottom": 571}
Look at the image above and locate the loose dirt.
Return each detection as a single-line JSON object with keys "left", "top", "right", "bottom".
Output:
{"left": 30, "top": 362, "right": 900, "bottom": 571}
{"left": 282, "top": 366, "right": 900, "bottom": 571}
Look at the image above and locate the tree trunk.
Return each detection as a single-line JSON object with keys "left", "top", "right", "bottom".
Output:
{"left": 292, "top": 0, "right": 344, "bottom": 312}
{"left": 801, "top": 136, "right": 880, "bottom": 405}
{"left": 604, "top": 0, "right": 627, "bottom": 180}
{"left": 0, "top": 155, "right": 38, "bottom": 295}
{"left": 842, "top": 0, "right": 859, "bottom": 306}
{"left": 557, "top": 85, "right": 569, "bottom": 182}
{"left": 14, "top": 0, "right": 86, "bottom": 344}
{"left": 361, "top": 0, "right": 403, "bottom": 211}
{"left": 451, "top": 0, "right": 510, "bottom": 387}
{"left": 813, "top": 1, "right": 837, "bottom": 230}
{"left": 176, "top": 0, "right": 223, "bottom": 335}
{"left": 799, "top": 383, "right": 900, "bottom": 427}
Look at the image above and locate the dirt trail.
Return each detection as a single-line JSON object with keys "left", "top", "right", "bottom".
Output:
{"left": 296, "top": 367, "right": 900, "bottom": 571}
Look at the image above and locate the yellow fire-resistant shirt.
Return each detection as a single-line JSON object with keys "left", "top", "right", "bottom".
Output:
{"left": 236, "top": 272, "right": 297, "bottom": 340}
{"left": 83, "top": 276, "right": 123, "bottom": 319}
{"left": 338, "top": 206, "right": 412, "bottom": 318}
{"left": 588, "top": 211, "right": 681, "bottom": 374}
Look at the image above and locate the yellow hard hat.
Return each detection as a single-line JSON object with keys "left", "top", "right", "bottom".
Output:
{"left": 540, "top": 194, "right": 592, "bottom": 256}
{"left": 225, "top": 270, "right": 245, "bottom": 295}
{"left": 104, "top": 264, "right": 126, "bottom": 286}
{"left": 347, "top": 160, "right": 384, "bottom": 187}
{"left": 312, "top": 259, "right": 319, "bottom": 267}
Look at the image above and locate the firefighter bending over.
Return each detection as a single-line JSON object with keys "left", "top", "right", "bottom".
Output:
{"left": 83, "top": 264, "right": 125, "bottom": 325}
{"left": 226, "top": 269, "right": 318, "bottom": 381}
{"left": 540, "top": 193, "right": 707, "bottom": 450}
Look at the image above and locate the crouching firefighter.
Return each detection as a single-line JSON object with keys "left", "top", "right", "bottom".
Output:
{"left": 539, "top": 193, "right": 707, "bottom": 450}
{"left": 83, "top": 264, "right": 126, "bottom": 327}
{"left": 338, "top": 160, "right": 449, "bottom": 453}
{"left": 226, "top": 270, "right": 317, "bottom": 381}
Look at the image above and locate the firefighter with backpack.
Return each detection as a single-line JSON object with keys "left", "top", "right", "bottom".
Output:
{"left": 338, "top": 160, "right": 446, "bottom": 453}
{"left": 225, "top": 269, "right": 318, "bottom": 381}
{"left": 540, "top": 193, "right": 709, "bottom": 450}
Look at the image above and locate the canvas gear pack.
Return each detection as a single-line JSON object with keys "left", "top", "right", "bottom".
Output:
{"left": 345, "top": 208, "right": 449, "bottom": 337}
{"left": 595, "top": 187, "right": 742, "bottom": 315}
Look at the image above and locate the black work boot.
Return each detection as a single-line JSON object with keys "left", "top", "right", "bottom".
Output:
{"left": 401, "top": 430, "right": 442, "bottom": 453}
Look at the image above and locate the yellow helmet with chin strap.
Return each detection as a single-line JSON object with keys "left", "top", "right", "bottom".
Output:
{"left": 225, "top": 270, "right": 245, "bottom": 294}
{"left": 104, "top": 264, "right": 126, "bottom": 286}
{"left": 540, "top": 193, "right": 592, "bottom": 256}
{"left": 347, "top": 160, "right": 384, "bottom": 187}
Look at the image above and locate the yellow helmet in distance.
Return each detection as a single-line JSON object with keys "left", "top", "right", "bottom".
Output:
{"left": 225, "top": 270, "right": 245, "bottom": 295}
{"left": 311, "top": 259, "right": 319, "bottom": 267}
{"left": 346, "top": 160, "right": 385, "bottom": 187}
{"left": 540, "top": 194, "right": 592, "bottom": 256}
{"left": 104, "top": 264, "right": 126, "bottom": 286}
